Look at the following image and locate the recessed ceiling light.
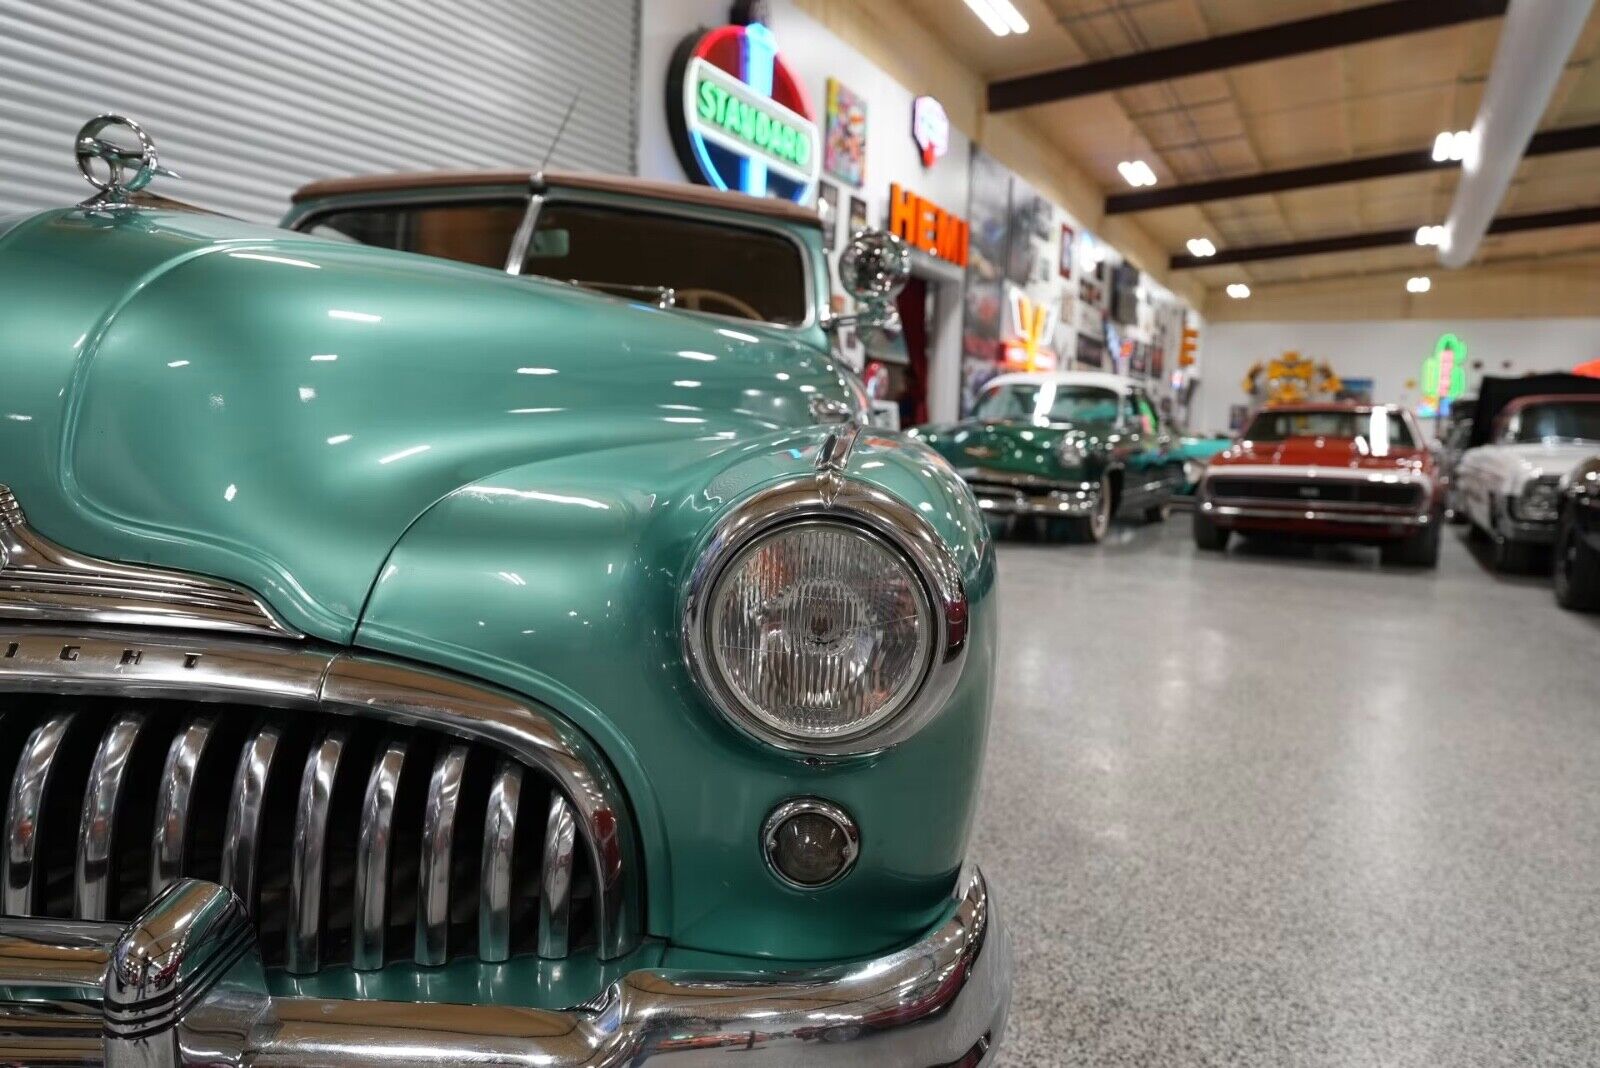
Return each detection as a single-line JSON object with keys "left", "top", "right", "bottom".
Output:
{"left": 961, "top": 0, "right": 1029, "bottom": 36}
{"left": 1186, "top": 238, "right": 1216, "bottom": 257}
{"left": 1117, "top": 160, "right": 1158, "bottom": 188}
{"left": 1226, "top": 283, "right": 1251, "bottom": 299}
{"left": 1406, "top": 276, "right": 1432, "bottom": 293}
{"left": 1432, "top": 130, "right": 1472, "bottom": 163}
{"left": 1415, "top": 225, "right": 1446, "bottom": 247}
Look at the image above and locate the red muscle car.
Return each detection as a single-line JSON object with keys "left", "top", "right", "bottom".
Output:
{"left": 1194, "top": 403, "right": 1443, "bottom": 567}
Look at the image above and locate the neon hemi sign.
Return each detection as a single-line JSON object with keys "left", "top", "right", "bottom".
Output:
{"left": 669, "top": 19, "right": 821, "bottom": 204}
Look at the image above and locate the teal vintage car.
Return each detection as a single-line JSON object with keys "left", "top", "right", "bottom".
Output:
{"left": 1171, "top": 433, "right": 1236, "bottom": 497}
{"left": 910, "top": 370, "right": 1186, "bottom": 543}
{"left": 0, "top": 117, "right": 1008, "bottom": 1066}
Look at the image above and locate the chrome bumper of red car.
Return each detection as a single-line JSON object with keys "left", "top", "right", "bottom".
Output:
{"left": 1202, "top": 500, "right": 1432, "bottom": 528}
{"left": 0, "top": 869, "right": 1010, "bottom": 1067}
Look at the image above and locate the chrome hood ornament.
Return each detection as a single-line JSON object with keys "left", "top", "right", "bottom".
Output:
{"left": 75, "top": 114, "right": 180, "bottom": 206}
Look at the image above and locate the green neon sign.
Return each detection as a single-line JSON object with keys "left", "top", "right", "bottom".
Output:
{"left": 693, "top": 62, "right": 815, "bottom": 170}
{"left": 1421, "top": 333, "right": 1468, "bottom": 407}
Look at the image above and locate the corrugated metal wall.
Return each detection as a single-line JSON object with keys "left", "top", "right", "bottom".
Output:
{"left": 0, "top": 0, "right": 640, "bottom": 221}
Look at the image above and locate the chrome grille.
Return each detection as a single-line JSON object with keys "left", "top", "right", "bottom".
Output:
{"left": 1207, "top": 477, "right": 1423, "bottom": 509}
{"left": 0, "top": 630, "right": 640, "bottom": 976}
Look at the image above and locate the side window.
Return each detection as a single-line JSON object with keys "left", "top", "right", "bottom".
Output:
{"left": 1136, "top": 394, "right": 1160, "bottom": 435}
{"left": 1122, "top": 393, "right": 1141, "bottom": 430}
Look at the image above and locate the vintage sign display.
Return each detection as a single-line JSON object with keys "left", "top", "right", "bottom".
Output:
{"left": 887, "top": 182, "right": 969, "bottom": 266}
{"left": 1418, "top": 332, "right": 1469, "bottom": 416}
{"left": 823, "top": 77, "right": 867, "bottom": 187}
{"left": 911, "top": 96, "right": 949, "bottom": 168}
{"left": 668, "top": 17, "right": 820, "bottom": 203}
{"left": 1000, "top": 284, "right": 1059, "bottom": 372}
{"left": 1242, "top": 352, "right": 1344, "bottom": 407}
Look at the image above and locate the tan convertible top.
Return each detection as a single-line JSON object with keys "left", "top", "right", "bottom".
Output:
{"left": 290, "top": 169, "right": 822, "bottom": 228}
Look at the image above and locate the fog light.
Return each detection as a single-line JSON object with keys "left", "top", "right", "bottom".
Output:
{"left": 762, "top": 798, "right": 860, "bottom": 888}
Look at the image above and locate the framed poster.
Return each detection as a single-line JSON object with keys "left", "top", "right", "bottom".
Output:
{"left": 823, "top": 78, "right": 867, "bottom": 187}
{"left": 817, "top": 182, "right": 840, "bottom": 251}
{"left": 848, "top": 195, "right": 869, "bottom": 238}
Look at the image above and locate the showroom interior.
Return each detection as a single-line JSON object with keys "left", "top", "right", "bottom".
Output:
{"left": 1, "top": 0, "right": 1598, "bottom": 1066}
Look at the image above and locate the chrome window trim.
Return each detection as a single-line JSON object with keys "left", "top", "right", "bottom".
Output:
{"left": 0, "top": 624, "right": 642, "bottom": 963}
{"left": 682, "top": 452, "right": 969, "bottom": 759}
{"left": 0, "top": 485, "right": 299, "bottom": 640}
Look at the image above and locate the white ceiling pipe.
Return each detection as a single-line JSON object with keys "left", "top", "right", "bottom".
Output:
{"left": 1439, "top": 0, "right": 1595, "bottom": 268}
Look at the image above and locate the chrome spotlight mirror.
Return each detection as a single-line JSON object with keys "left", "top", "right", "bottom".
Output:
{"left": 828, "top": 230, "right": 909, "bottom": 360}
{"left": 838, "top": 229, "right": 910, "bottom": 306}
{"left": 75, "top": 114, "right": 179, "bottom": 205}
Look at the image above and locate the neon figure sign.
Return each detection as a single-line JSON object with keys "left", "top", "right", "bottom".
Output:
{"left": 667, "top": 15, "right": 821, "bottom": 204}
{"left": 1418, "top": 332, "right": 1468, "bottom": 416}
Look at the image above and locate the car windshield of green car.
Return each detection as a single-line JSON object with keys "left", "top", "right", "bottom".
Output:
{"left": 304, "top": 200, "right": 809, "bottom": 327}
{"left": 973, "top": 383, "right": 1121, "bottom": 427}
{"left": 1514, "top": 401, "right": 1600, "bottom": 444}
{"left": 1244, "top": 410, "right": 1416, "bottom": 448}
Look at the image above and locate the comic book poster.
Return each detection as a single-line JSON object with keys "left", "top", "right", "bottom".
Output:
{"left": 823, "top": 78, "right": 867, "bottom": 188}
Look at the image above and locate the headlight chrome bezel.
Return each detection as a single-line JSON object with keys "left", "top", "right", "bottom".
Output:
{"left": 682, "top": 470, "right": 970, "bottom": 759}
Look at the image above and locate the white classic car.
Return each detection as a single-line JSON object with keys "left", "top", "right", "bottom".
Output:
{"left": 1456, "top": 393, "right": 1600, "bottom": 571}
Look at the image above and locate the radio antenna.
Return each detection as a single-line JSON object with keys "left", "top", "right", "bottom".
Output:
{"left": 536, "top": 92, "right": 581, "bottom": 175}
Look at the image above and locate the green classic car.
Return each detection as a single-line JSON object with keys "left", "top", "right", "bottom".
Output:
{"left": 910, "top": 370, "right": 1186, "bottom": 543}
{"left": 0, "top": 117, "right": 1008, "bottom": 1065}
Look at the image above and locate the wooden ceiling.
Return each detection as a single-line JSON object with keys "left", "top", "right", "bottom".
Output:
{"left": 903, "top": 0, "right": 1600, "bottom": 300}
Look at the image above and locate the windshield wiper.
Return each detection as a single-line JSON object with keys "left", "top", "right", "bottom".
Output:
{"left": 565, "top": 279, "right": 677, "bottom": 309}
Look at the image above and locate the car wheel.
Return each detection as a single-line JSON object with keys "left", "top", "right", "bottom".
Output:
{"left": 1060, "top": 475, "right": 1112, "bottom": 544}
{"left": 1491, "top": 532, "right": 1540, "bottom": 573}
{"left": 1553, "top": 508, "right": 1600, "bottom": 611}
{"left": 1192, "top": 510, "right": 1230, "bottom": 552}
{"left": 1380, "top": 520, "right": 1441, "bottom": 568}
{"left": 1144, "top": 500, "right": 1171, "bottom": 523}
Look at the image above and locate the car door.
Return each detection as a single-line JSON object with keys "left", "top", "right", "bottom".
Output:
{"left": 1123, "top": 390, "right": 1176, "bottom": 505}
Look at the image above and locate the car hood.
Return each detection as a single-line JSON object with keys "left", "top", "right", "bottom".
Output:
{"left": 1213, "top": 437, "right": 1429, "bottom": 474}
{"left": 911, "top": 419, "right": 1101, "bottom": 478}
{"left": 1489, "top": 441, "right": 1600, "bottom": 481}
{"left": 0, "top": 208, "right": 851, "bottom": 642}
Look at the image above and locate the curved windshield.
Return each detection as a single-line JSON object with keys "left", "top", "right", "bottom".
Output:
{"left": 973, "top": 383, "right": 1120, "bottom": 426}
{"left": 1513, "top": 402, "right": 1600, "bottom": 443}
{"left": 1244, "top": 409, "right": 1415, "bottom": 449}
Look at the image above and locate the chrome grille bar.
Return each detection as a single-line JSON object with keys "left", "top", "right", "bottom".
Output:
{"left": 479, "top": 761, "right": 521, "bottom": 963}
{"left": 416, "top": 745, "right": 467, "bottom": 966}
{"left": 4, "top": 713, "right": 73, "bottom": 915}
{"left": 74, "top": 713, "right": 144, "bottom": 920}
{"left": 287, "top": 728, "right": 345, "bottom": 975}
{"left": 220, "top": 723, "right": 281, "bottom": 915}
{"left": 352, "top": 739, "right": 405, "bottom": 972}
{"left": 538, "top": 793, "right": 575, "bottom": 959}
{"left": 150, "top": 717, "right": 213, "bottom": 899}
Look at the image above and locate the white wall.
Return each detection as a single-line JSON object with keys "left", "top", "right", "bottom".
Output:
{"left": 1193, "top": 318, "right": 1600, "bottom": 436}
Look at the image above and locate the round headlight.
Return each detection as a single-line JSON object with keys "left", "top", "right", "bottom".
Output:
{"left": 699, "top": 520, "right": 935, "bottom": 752}
{"left": 1056, "top": 436, "right": 1086, "bottom": 466}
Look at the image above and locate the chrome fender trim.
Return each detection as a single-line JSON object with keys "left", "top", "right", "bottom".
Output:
{"left": 0, "top": 868, "right": 1009, "bottom": 1067}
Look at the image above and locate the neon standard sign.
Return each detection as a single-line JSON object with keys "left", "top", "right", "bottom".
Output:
{"left": 668, "top": 18, "right": 821, "bottom": 204}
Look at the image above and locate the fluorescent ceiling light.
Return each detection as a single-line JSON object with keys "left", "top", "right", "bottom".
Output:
{"left": 1117, "top": 160, "right": 1158, "bottom": 187}
{"left": 1406, "top": 276, "right": 1432, "bottom": 293}
{"left": 961, "top": 0, "right": 1011, "bottom": 35}
{"left": 1414, "top": 225, "right": 1446, "bottom": 247}
{"left": 1186, "top": 237, "right": 1216, "bottom": 257}
{"left": 1432, "top": 130, "right": 1472, "bottom": 163}
{"left": 985, "top": 0, "right": 1030, "bottom": 33}
{"left": 1226, "top": 283, "right": 1251, "bottom": 299}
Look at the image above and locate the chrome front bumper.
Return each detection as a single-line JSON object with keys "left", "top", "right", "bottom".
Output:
{"left": 0, "top": 869, "right": 1010, "bottom": 1067}
{"left": 1201, "top": 500, "right": 1432, "bottom": 528}
{"left": 961, "top": 470, "right": 1098, "bottom": 518}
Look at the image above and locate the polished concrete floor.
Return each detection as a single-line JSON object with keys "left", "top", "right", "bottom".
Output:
{"left": 972, "top": 517, "right": 1599, "bottom": 1067}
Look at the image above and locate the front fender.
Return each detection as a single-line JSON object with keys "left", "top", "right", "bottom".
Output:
{"left": 353, "top": 425, "right": 997, "bottom": 962}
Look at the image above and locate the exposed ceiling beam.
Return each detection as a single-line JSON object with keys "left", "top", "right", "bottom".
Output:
{"left": 1105, "top": 123, "right": 1600, "bottom": 215}
{"left": 988, "top": 0, "right": 1509, "bottom": 112}
{"left": 1169, "top": 204, "right": 1600, "bottom": 269}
